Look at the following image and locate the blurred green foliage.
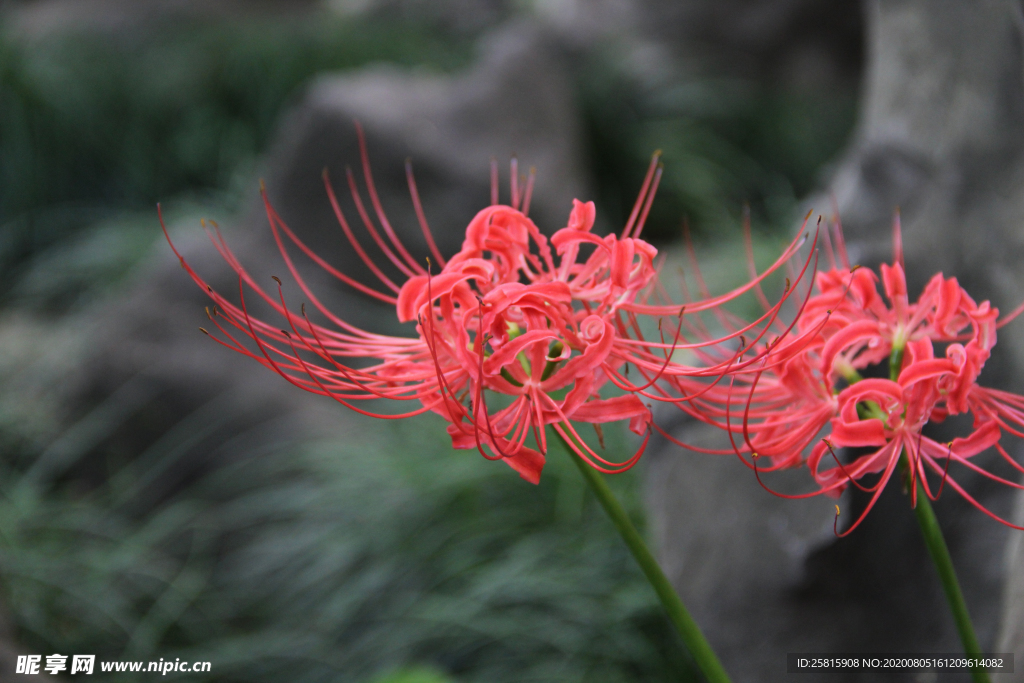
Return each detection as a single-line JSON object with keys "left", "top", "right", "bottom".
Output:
{"left": 370, "top": 667, "right": 455, "bottom": 683}
{"left": 0, "top": 9, "right": 858, "bottom": 307}
{"left": 0, "top": 14, "right": 468, "bottom": 213}
{"left": 0, "top": 12, "right": 471, "bottom": 301}
{"left": 0, "top": 410, "right": 695, "bottom": 682}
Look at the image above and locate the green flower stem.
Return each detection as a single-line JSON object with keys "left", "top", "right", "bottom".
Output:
{"left": 556, "top": 434, "right": 732, "bottom": 683}
{"left": 900, "top": 452, "right": 990, "bottom": 683}
{"left": 890, "top": 347, "right": 989, "bottom": 683}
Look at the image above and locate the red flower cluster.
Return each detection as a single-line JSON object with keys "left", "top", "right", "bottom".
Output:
{"left": 163, "top": 132, "right": 805, "bottom": 485}
{"left": 668, "top": 216, "right": 1024, "bottom": 534}
{"left": 165, "top": 131, "right": 1024, "bottom": 535}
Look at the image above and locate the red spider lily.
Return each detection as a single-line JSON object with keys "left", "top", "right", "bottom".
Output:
{"left": 669, "top": 212, "right": 1024, "bottom": 535}
{"left": 162, "top": 127, "right": 810, "bottom": 484}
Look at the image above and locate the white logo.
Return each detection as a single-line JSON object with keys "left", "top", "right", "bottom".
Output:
{"left": 15, "top": 655, "right": 41, "bottom": 675}
{"left": 71, "top": 655, "right": 95, "bottom": 675}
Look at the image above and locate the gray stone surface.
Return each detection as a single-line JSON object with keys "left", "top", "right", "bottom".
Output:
{"left": 650, "top": 411, "right": 1013, "bottom": 682}
{"left": 829, "top": 0, "right": 1024, "bottom": 301}
{"left": 261, "top": 19, "right": 588, "bottom": 298}
{"left": 998, "top": 493, "right": 1024, "bottom": 672}
{"left": 647, "top": 1, "right": 1024, "bottom": 679}
{"left": 645, "top": 420, "right": 839, "bottom": 679}
{"left": 339, "top": 0, "right": 862, "bottom": 91}
{"left": 61, "top": 19, "right": 588, "bottom": 501}
{"left": 826, "top": 1, "right": 1024, "bottom": 662}
{"left": 621, "top": 0, "right": 862, "bottom": 88}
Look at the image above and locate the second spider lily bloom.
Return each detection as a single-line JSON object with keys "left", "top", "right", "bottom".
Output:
{"left": 164, "top": 127, "right": 812, "bottom": 486}
{"left": 689, "top": 214, "right": 1024, "bottom": 534}
{"left": 805, "top": 336, "right": 1012, "bottom": 534}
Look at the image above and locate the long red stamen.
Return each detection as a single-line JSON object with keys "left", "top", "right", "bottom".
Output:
{"left": 354, "top": 121, "right": 425, "bottom": 275}
{"left": 622, "top": 151, "right": 661, "bottom": 238}
{"left": 405, "top": 159, "right": 446, "bottom": 267}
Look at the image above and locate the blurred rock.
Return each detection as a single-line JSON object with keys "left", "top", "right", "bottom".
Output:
{"left": 645, "top": 420, "right": 839, "bottom": 680}
{"left": 262, "top": 19, "right": 588, "bottom": 294}
{"left": 59, "top": 20, "right": 587, "bottom": 502}
{"left": 825, "top": 0, "right": 1024, "bottom": 660}
{"left": 328, "top": 0, "right": 513, "bottom": 35}
{"left": 535, "top": 0, "right": 862, "bottom": 91}
{"left": 828, "top": 0, "right": 1024, "bottom": 301}
{"left": 650, "top": 412, "right": 1012, "bottom": 682}
{"left": 998, "top": 493, "right": 1024, "bottom": 659}
{"left": 647, "top": 1, "right": 1024, "bottom": 679}
{"left": 334, "top": 0, "right": 863, "bottom": 93}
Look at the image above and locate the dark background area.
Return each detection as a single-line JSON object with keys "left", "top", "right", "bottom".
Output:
{"left": 0, "top": 1, "right": 866, "bottom": 681}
